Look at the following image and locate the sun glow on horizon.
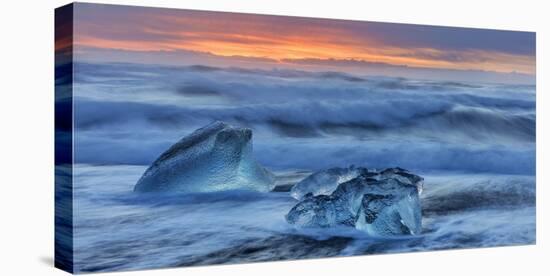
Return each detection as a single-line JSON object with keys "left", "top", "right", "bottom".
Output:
{"left": 72, "top": 5, "right": 536, "bottom": 75}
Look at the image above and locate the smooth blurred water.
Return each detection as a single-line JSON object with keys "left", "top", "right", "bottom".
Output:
{"left": 73, "top": 62, "right": 535, "bottom": 175}
{"left": 72, "top": 165, "right": 535, "bottom": 273}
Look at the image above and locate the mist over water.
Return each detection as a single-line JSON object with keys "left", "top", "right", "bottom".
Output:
{"left": 71, "top": 62, "right": 535, "bottom": 272}
{"left": 73, "top": 62, "right": 535, "bottom": 174}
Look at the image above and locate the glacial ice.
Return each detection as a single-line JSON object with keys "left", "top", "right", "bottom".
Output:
{"left": 286, "top": 168, "right": 423, "bottom": 236}
{"left": 134, "top": 121, "right": 275, "bottom": 193}
{"left": 291, "top": 167, "right": 423, "bottom": 200}
{"left": 290, "top": 166, "right": 369, "bottom": 200}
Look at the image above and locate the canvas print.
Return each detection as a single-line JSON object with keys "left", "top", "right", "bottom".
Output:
{"left": 55, "top": 3, "right": 536, "bottom": 274}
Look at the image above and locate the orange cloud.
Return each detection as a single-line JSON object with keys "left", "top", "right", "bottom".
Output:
{"left": 73, "top": 5, "right": 536, "bottom": 75}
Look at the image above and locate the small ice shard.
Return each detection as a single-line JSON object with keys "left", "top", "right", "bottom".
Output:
{"left": 290, "top": 166, "right": 369, "bottom": 200}
{"left": 134, "top": 121, "right": 275, "bottom": 193}
{"left": 286, "top": 168, "right": 422, "bottom": 236}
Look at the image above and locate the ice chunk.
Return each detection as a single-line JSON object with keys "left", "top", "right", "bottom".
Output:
{"left": 290, "top": 166, "right": 368, "bottom": 200}
{"left": 355, "top": 191, "right": 422, "bottom": 235}
{"left": 286, "top": 168, "right": 422, "bottom": 236}
{"left": 290, "top": 167, "right": 423, "bottom": 200}
{"left": 285, "top": 195, "right": 338, "bottom": 228}
{"left": 377, "top": 167, "right": 424, "bottom": 194}
{"left": 134, "top": 121, "right": 275, "bottom": 193}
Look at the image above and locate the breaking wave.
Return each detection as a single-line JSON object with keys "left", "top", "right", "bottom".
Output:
{"left": 72, "top": 62, "right": 535, "bottom": 175}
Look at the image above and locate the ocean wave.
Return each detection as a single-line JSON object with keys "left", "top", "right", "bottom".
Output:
{"left": 71, "top": 62, "right": 535, "bottom": 174}
{"left": 74, "top": 132, "right": 535, "bottom": 174}
{"left": 421, "top": 174, "right": 535, "bottom": 216}
{"left": 254, "top": 142, "right": 535, "bottom": 174}
{"left": 74, "top": 62, "right": 535, "bottom": 106}
{"left": 74, "top": 98, "right": 535, "bottom": 143}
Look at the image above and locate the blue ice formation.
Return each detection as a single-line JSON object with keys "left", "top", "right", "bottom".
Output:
{"left": 134, "top": 121, "right": 275, "bottom": 193}
{"left": 290, "top": 166, "right": 369, "bottom": 200}
{"left": 291, "top": 166, "right": 423, "bottom": 200}
{"left": 286, "top": 168, "right": 423, "bottom": 236}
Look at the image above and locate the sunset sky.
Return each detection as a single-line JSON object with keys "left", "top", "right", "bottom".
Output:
{"left": 72, "top": 3, "right": 536, "bottom": 83}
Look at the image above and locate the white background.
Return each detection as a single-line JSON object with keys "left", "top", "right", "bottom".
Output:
{"left": 0, "top": 0, "right": 548, "bottom": 275}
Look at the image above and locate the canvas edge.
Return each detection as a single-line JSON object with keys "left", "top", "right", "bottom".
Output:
{"left": 55, "top": 2, "right": 75, "bottom": 274}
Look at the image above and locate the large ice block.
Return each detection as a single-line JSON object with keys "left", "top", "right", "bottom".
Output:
{"left": 286, "top": 168, "right": 422, "bottom": 236}
{"left": 134, "top": 121, "right": 275, "bottom": 193}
